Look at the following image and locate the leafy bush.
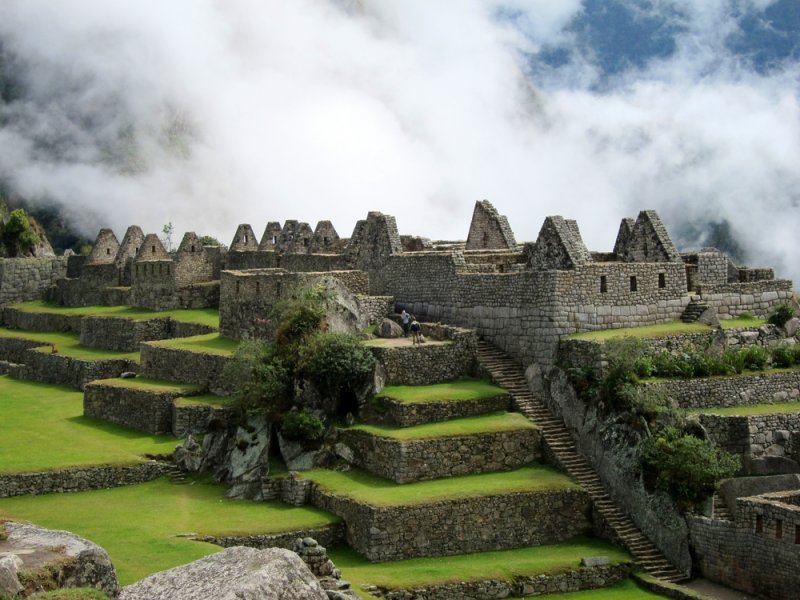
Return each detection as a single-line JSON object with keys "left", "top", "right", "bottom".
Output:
{"left": 281, "top": 410, "right": 325, "bottom": 443}
{"left": 1, "top": 208, "right": 39, "bottom": 257}
{"left": 598, "top": 337, "right": 646, "bottom": 407}
{"left": 271, "top": 285, "right": 328, "bottom": 347}
{"left": 642, "top": 427, "right": 740, "bottom": 510}
{"left": 221, "top": 340, "right": 291, "bottom": 417}
{"left": 297, "top": 332, "right": 376, "bottom": 401}
{"left": 772, "top": 345, "right": 800, "bottom": 368}
{"left": 741, "top": 345, "right": 770, "bottom": 371}
{"left": 768, "top": 304, "right": 795, "bottom": 328}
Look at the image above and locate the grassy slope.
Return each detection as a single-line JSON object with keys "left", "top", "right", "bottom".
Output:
{"left": 0, "top": 477, "right": 338, "bottom": 585}
{"left": 174, "top": 393, "right": 233, "bottom": 407}
{"left": 148, "top": 333, "right": 238, "bottom": 356}
{"left": 348, "top": 412, "right": 536, "bottom": 440}
{"left": 0, "top": 376, "right": 176, "bottom": 472}
{"left": 565, "top": 322, "right": 711, "bottom": 341}
{"left": 538, "top": 580, "right": 666, "bottom": 599}
{"left": 0, "top": 328, "right": 139, "bottom": 361}
{"left": 89, "top": 377, "right": 201, "bottom": 394}
{"left": 302, "top": 465, "right": 578, "bottom": 507}
{"left": 720, "top": 317, "right": 767, "bottom": 329}
{"left": 378, "top": 378, "right": 506, "bottom": 404}
{"left": 11, "top": 300, "right": 220, "bottom": 329}
{"left": 330, "top": 537, "right": 631, "bottom": 594}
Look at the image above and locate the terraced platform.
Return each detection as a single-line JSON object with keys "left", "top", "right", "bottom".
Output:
{"left": 339, "top": 412, "right": 540, "bottom": 482}
{"left": 302, "top": 465, "right": 589, "bottom": 562}
{"left": 139, "top": 334, "right": 238, "bottom": 392}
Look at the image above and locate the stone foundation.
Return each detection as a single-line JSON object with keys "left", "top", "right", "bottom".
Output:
{"left": 339, "top": 427, "right": 540, "bottom": 483}
{"left": 14, "top": 349, "right": 137, "bottom": 389}
{"left": 173, "top": 403, "right": 235, "bottom": 437}
{"left": 196, "top": 523, "right": 346, "bottom": 553}
{"left": 363, "top": 394, "right": 511, "bottom": 427}
{"left": 139, "top": 343, "right": 231, "bottom": 394}
{"left": 2, "top": 308, "right": 82, "bottom": 333}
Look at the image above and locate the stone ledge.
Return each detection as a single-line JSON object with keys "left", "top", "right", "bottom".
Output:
{"left": 339, "top": 426, "right": 541, "bottom": 483}
{"left": 0, "top": 462, "right": 171, "bottom": 498}
{"left": 14, "top": 349, "right": 137, "bottom": 390}
{"left": 196, "top": 522, "right": 345, "bottom": 553}
{"left": 1, "top": 308, "right": 82, "bottom": 333}
{"left": 140, "top": 344, "right": 231, "bottom": 394}
{"left": 311, "top": 487, "right": 591, "bottom": 562}
{"left": 362, "top": 393, "right": 511, "bottom": 427}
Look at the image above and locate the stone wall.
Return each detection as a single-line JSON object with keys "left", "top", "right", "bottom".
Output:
{"left": 698, "top": 280, "right": 795, "bottom": 318}
{"left": 0, "top": 337, "right": 49, "bottom": 363}
{"left": 2, "top": 308, "right": 83, "bottom": 332}
{"left": 311, "top": 486, "right": 591, "bottom": 562}
{"left": 196, "top": 523, "right": 345, "bottom": 553}
{"left": 363, "top": 393, "right": 511, "bottom": 427}
{"left": 15, "top": 349, "right": 138, "bottom": 389}
{"left": 367, "top": 325, "right": 477, "bottom": 385}
{"left": 139, "top": 343, "right": 231, "bottom": 394}
{"left": 339, "top": 427, "right": 540, "bottom": 483}
{"left": 80, "top": 316, "right": 172, "bottom": 352}
{"left": 375, "top": 564, "right": 632, "bottom": 600}
{"left": 699, "top": 413, "right": 800, "bottom": 461}
{"left": 689, "top": 491, "right": 800, "bottom": 600}
{"left": 355, "top": 295, "right": 394, "bottom": 326}
{"left": 224, "top": 251, "right": 348, "bottom": 274}
{"left": 644, "top": 371, "right": 800, "bottom": 410}
{"left": 83, "top": 382, "right": 200, "bottom": 435}
{"left": 0, "top": 462, "right": 170, "bottom": 497}
{"left": 173, "top": 403, "right": 235, "bottom": 437}
{"left": 0, "top": 257, "right": 67, "bottom": 305}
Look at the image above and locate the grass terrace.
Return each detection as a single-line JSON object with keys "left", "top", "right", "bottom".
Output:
{"left": 720, "top": 316, "right": 767, "bottom": 329}
{"left": 0, "top": 376, "right": 176, "bottom": 473}
{"left": 302, "top": 464, "right": 579, "bottom": 507}
{"left": 0, "top": 329, "right": 139, "bottom": 361}
{"left": 538, "top": 579, "right": 666, "bottom": 600}
{"left": 330, "top": 536, "right": 632, "bottom": 599}
{"left": 174, "top": 393, "right": 234, "bottom": 408}
{"left": 0, "top": 477, "right": 339, "bottom": 585}
{"left": 377, "top": 378, "right": 506, "bottom": 404}
{"left": 148, "top": 333, "right": 238, "bottom": 356}
{"left": 10, "top": 300, "right": 220, "bottom": 329}
{"left": 347, "top": 412, "right": 535, "bottom": 440}
{"left": 90, "top": 377, "right": 201, "bottom": 395}
{"left": 565, "top": 322, "right": 711, "bottom": 342}
{"left": 688, "top": 402, "right": 800, "bottom": 417}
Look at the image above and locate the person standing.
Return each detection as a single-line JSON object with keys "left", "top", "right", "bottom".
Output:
{"left": 400, "top": 309, "right": 411, "bottom": 337}
{"left": 410, "top": 319, "right": 422, "bottom": 345}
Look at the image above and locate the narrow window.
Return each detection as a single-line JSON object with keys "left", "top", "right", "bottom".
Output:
{"left": 106, "top": 248, "right": 111, "bottom": 255}
{"left": 630, "top": 276, "right": 638, "bottom": 292}
{"left": 236, "top": 281, "right": 240, "bottom": 294}
{"left": 794, "top": 525, "right": 800, "bottom": 544}
{"left": 482, "top": 231, "right": 489, "bottom": 247}
{"left": 600, "top": 275, "right": 608, "bottom": 293}
{"left": 244, "top": 234, "right": 248, "bottom": 244}
{"left": 158, "top": 263, "right": 162, "bottom": 274}
{"left": 272, "top": 235, "right": 277, "bottom": 244}
{"left": 191, "top": 245, "right": 195, "bottom": 252}
{"left": 256, "top": 281, "right": 260, "bottom": 294}
{"left": 303, "top": 238, "right": 310, "bottom": 247}
{"left": 658, "top": 273, "right": 666, "bottom": 289}
{"left": 324, "top": 237, "right": 330, "bottom": 245}
{"left": 151, "top": 245, "right": 156, "bottom": 253}
{"left": 756, "top": 515, "right": 763, "bottom": 533}
{"left": 166, "top": 264, "right": 170, "bottom": 275}
{"left": 776, "top": 519, "right": 783, "bottom": 539}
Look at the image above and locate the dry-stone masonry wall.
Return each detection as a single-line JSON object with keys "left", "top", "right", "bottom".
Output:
{"left": 699, "top": 413, "right": 800, "bottom": 460}
{"left": 0, "top": 462, "right": 170, "bottom": 497}
{"left": 2, "top": 308, "right": 82, "bottom": 332}
{"left": 139, "top": 342, "right": 231, "bottom": 394}
{"left": 15, "top": 349, "right": 137, "bottom": 389}
{"left": 363, "top": 393, "right": 510, "bottom": 427}
{"left": 339, "top": 427, "right": 541, "bottom": 483}
{"left": 689, "top": 491, "right": 800, "bottom": 600}
{"left": 173, "top": 403, "right": 235, "bottom": 438}
{"left": 196, "top": 524, "right": 345, "bottom": 554}
{"left": 0, "top": 257, "right": 67, "bottom": 305}
{"left": 311, "top": 486, "right": 591, "bottom": 562}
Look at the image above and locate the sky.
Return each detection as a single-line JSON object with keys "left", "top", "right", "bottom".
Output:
{"left": 0, "top": 0, "right": 798, "bottom": 281}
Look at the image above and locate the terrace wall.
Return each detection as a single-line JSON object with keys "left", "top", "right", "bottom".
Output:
{"left": 699, "top": 413, "right": 800, "bottom": 460}
{"left": 339, "top": 427, "right": 541, "bottom": 483}
{"left": 139, "top": 343, "right": 231, "bottom": 394}
{"left": 173, "top": 403, "right": 235, "bottom": 438}
{"left": 362, "top": 393, "right": 511, "bottom": 427}
{"left": 311, "top": 487, "right": 591, "bottom": 562}
{"left": 15, "top": 349, "right": 137, "bottom": 389}
{"left": 0, "top": 257, "right": 68, "bottom": 305}
{"left": 0, "top": 462, "right": 170, "bottom": 497}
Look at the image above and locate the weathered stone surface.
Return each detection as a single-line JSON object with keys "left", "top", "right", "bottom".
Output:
{"left": 1, "top": 521, "right": 118, "bottom": 597}
{"left": 118, "top": 547, "right": 327, "bottom": 600}
{"left": 375, "top": 318, "right": 403, "bottom": 338}
{"left": 0, "top": 555, "right": 23, "bottom": 598}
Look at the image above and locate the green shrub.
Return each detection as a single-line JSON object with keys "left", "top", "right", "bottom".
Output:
{"left": 771, "top": 345, "right": 797, "bottom": 368}
{"left": 271, "top": 285, "right": 328, "bottom": 347}
{"left": 297, "top": 332, "right": 376, "bottom": 402}
{"left": 768, "top": 304, "right": 795, "bottom": 328}
{"left": 281, "top": 410, "right": 325, "bottom": 443}
{"left": 598, "top": 338, "right": 645, "bottom": 406}
{"left": 1, "top": 208, "right": 39, "bottom": 257}
{"left": 741, "top": 345, "right": 770, "bottom": 371}
{"left": 221, "top": 340, "right": 291, "bottom": 417}
{"left": 642, "top": 427, "right": 740, "bottom": 510}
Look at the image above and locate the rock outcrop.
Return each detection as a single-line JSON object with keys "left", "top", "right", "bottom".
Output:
{"left": 118, "top": 546, "right": 327, "bottom": 600}
{"left": 0, "top": 521, "right": 119, "bottom": 597}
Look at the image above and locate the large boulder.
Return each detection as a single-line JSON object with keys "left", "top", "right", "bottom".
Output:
{"left": 375, "top": 318, "right": 403, "bottom": 338}
{"left": 0, "top": 521, "right": 118, "bottom": 597}
{"left": 316, "top": 276, "right": 368, "bottom": 335}
{"left": 119, "top": 547, "right": 327, "bottom": 600}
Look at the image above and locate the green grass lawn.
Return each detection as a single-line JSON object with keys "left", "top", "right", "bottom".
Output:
{"left": 0, "top": 477, "right": 339, "bottom": 585}
{"left": 720, "top": 317, "right": 766, "bottom": 329}
{"left": 378, "top": 378, "right": 506, "bottom": 404}
{"left": 331, "top": 536, "right": 631, "bottom": 598}
{"left": 565, "top": 322, "right": 711, "bottom": 342}
{"left": 0, "top": 328, "right": 139, "bottom": 362}
{"left": 148, "top": 333, "right": 238, "bottom": 356}
{"left": 537, "top": 579, "right": 666, "bottom": 599}
{"left": 89, "top": 377, "right": 201, "bottom": 394}
{"left": 0, "top": 376, "right": 176, "bottom": 473}
{"left": 302, "top": 465, "right": 579, "bottom": 507}
{"left": 174, "top": 393, "right": 234, "bottom": 407}
{"left": 347, "top": 412, "right": 536, "bottom": 440}
{"left": 10, "top": 300, "right": 220, "bottom": 329}
{"left": 688, "top": 401, "right": 800, "bottom": 417}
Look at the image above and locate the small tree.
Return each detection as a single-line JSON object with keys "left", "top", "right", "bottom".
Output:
{"left": 221, "top": 340, "right": 291, "bottom": 418}
{"left": 271, "top": 285, "right": 328, "bottom": 348}
{"left": 1, "top": 208, "right": 39, "bottom": 256}
{"left": 161, "top": 221, "right": 175, "bottom": 252}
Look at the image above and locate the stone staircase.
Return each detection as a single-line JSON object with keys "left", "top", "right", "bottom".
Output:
{"left": 711, "top": 493, "right": 732, "bottom": 521}
{"left": 477, "top": 340, "right": 686, "bottom": 583}
{"left": 681, "top": 297, "right": 710, "bottom": 323}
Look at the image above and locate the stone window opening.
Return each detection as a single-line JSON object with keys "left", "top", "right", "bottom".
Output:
{"left": 658, "top": 273, "right": 666, "bottom": 289}
{"left": 256, "top": 281, "right": 260, "bottom": 294}
{"left": 151, "top": 245, "right": 156, "bottom": 254}
{"left": 244, "top": 234, "right": 248, "bottom": 244}
{"left": 303, "top": 238, "right": 310, "bottom": 248}
{"left": 166, "top": 264, "right": 170, "bottom": 275}
{"left": 794, "top": 525, "right": 799, "bottom": 544}
{"left": 776, "top": 519, "right": 783, "bottom": 539}
{"left": 272, "top": 235, "right": 277, "bottom": 244}
{"left": 482, "top": 231, "right": 489, "bottom": 247}
{"left": 324, "top": 237, "right": 330, "bottom": 245}
{"left": 756, "top": 515, "right": 763, "bottom": 533}
{"left": 600, "top": 275, "right": 608, "bottom": 293}
{"left": 236, "top": 281, "right": 240, "bottom": 294}
{"left": 630, "top": 276, "right": 638, "bottom": 292}
{"left": 106, "top": 248, "right": 111, "bottom": 255}
{"left": 191, "top": 245, "right": 195, "bottom": 252}
{"left": 158, "top": 263, "right": 162, "bottom": 274}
